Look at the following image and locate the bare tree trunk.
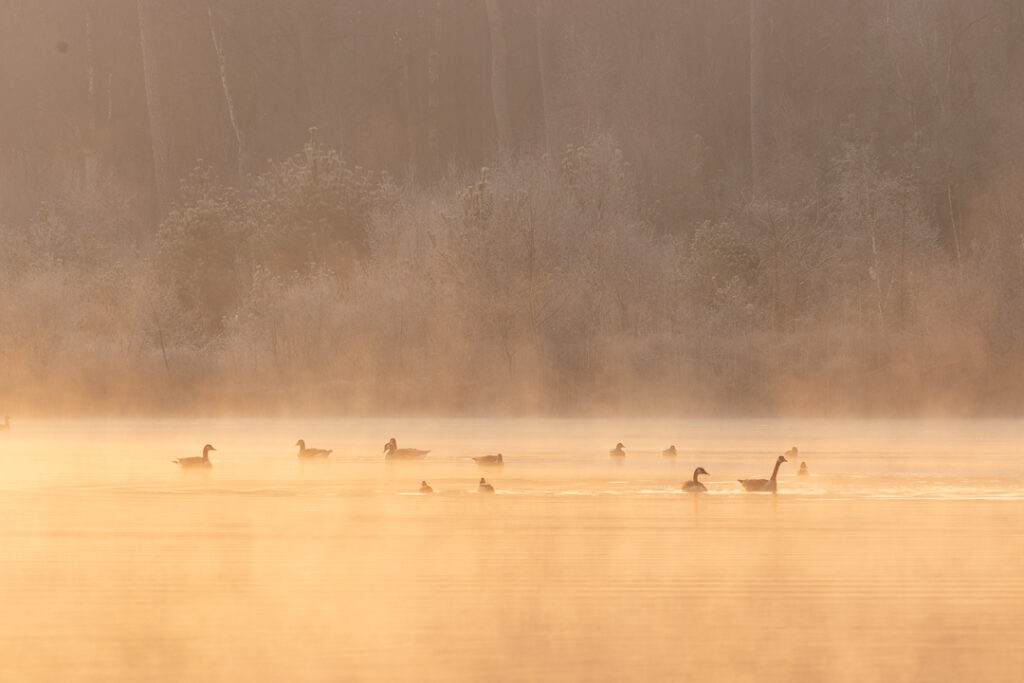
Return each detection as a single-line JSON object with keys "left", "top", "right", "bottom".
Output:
{"left": 749, "top": 0, "right": 766, "bottom": 196}
{"left": 485, "top": 0, "right": 511, "bottom": 155}
{"left": 208, "top": 4, "right": 249, "bottom": 181}
{"left": 534, "top": 0, "right": 554, "bottom": 155}
{"left": 84, "top": 1, "right": 98, "bottom": 190}
{"left": 426, "top": 0, "right": 442, "bottom": 174}
{"left": 136, "top": 0, "right": 171, "bottom": 213}
{"left": 399, "top": 2, "right": 421, "bottom": 178}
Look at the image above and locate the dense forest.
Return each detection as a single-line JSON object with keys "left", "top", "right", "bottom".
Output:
{"left": 1, "top": 1, "right": 1023, "bottom": 415}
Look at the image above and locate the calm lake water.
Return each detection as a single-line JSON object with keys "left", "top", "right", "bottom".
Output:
{"left": 1, "top": 418, "right": 1023, "bottom": 682}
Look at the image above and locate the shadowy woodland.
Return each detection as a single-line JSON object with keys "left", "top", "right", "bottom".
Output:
{"left": 1, "top": 1, "right": 1023, "bottom": 415}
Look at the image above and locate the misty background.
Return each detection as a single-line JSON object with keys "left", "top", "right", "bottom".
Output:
{"left": 0, "top": 1, "right": 1022, "bottom": 415}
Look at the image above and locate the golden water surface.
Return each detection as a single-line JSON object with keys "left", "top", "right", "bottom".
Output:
{"left": 1, "top": 418, "right": 1022, "bottom": 682}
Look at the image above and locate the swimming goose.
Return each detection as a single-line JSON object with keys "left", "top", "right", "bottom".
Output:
{"left": 478, "top": 477, "right": 495, "bottom": 493}
{"left": 738, "top": 454, "right": 787, "bottom": 492}
{"left": 384, "top": 438, "right": 429, "bottom": 460}
{"left": 798, "top": 461, "right": 809, "bottom": 476}
{"left": 473, "top": 453, "right": 503, "bottom": 467}
{"left": 173, "top": 444, "right": 215, "bottom": 470}
{"left": 295, "top": 439, "right": 332, "bottom": 459}
{"left": 0, "top": 416, "right": 9, "bottom": 431}
{"left": 662, "top": 445, "right": 677, "bottom": 458}
{"left": 609, "top": 443, "right": 626, "bottom": 459}
{"left": 419, "top": 481, "right": 434, "bottom": 493}
{"left": 682, "top": 467, "right": 709, "bottom": 492}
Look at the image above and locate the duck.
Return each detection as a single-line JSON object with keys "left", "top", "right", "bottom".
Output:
{"left": 662, "top": 445, "right": 677, "bottom": 458}
{"left": 609, "top": 443, "right": 626, "bottom": 459}
{"left": 473, "top": 453, "right": 503, "bottom": 467}
{"left": 682, "top": 467, "right": 709, "bottom": 492}
{"left": 295, "top": 439, "right": 332, "bottom": 459}
{"left": 478, "top": 477, "right": 495, "bottom": 493}
{"left": 0, "top": 416, "right": 9, "bottom": 431}
{"left": 173, "top": 444, "right": 215, "bottom": 470}
{"left": 738, "top": 453, "right": 788, "bottom": 492}
{"left": 419, "top": 481, "right": 434, "bottom": 493}
{"left": 798, "top": 461, "right": 809, "bottom": 476}
{"left": 384, "top": 438, "right": 429, "bottom": 461}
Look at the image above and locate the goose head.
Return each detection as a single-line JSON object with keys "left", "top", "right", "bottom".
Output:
{"left": 777, "top": 454, "right": 788, "bottom": 464}
{"left": 295, "top": 439, "right": 306, "bottom": 448}
{"left": 694, "top": 467, "right": 709, "bottom": 478}
{"left": 479, "top": 477, "right": 487, "bottom": 485}
{"left": 384, "top": 438, "right": 397, "bottom": 453}
{"left": 203, "top": 444, "right": 216, "bottom": 457}
{"left": 786, "top": 446, "right": 798, "bottom": 458}
{"left": 616, "top": 442, "right": 625, "bottom": 449}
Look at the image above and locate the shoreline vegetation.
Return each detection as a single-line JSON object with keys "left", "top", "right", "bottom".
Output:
{"left": 0, "top": 138, "right": 1021, "bottom": 418}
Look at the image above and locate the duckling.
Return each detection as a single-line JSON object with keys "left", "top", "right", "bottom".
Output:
{"left": 662, "top": 445, "right": 677, "bottom": 458}
{"left": 384, "top": 438, "right": 429, "bottom": 460}
{"left": 798, "top": 461, "right": 809, "bottom": 476}
{"left": 609, "top": 443, "right": 626, "bottom": 459}
{"left": 419, "top": 481, "right": 434, "bottom": 493}
{"left": 682, "top": 466, "right": 709, "bottom": 492}
{"left": 173, "top": 444, "right": 215, "bottom": 470}
{"left": 478, "top": 477, "right": 495, "bottom": 493}
{"left": 738, "top": 454, "right": 787, "bottom": 492}
{"left": 473, "top": 453, "right": 503, "bottom": 467}
{"left": 295, "top": 439, "right": 332, "bottom": 459}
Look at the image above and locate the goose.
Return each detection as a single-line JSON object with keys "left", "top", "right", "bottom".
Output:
{"left": 173, "top": 444, "right": 215, "bottom": 470}
{"left": 0, "top": 416, "right": 9, "bottom": 431}
{"left": 296, "top": 439, "right": 332, "bottom": 459}
{"left": 738, "top": 454, "right": 787, "bottom": 492}
{"left": 682, "top": 467, "right": 709, "bottom": 492}
{"left": 419, "top": 481, "right": 434, "bottom": 493}
{"left": 384, "top": 438, "right": 429, "bottom": 460}
{"left": 609, "top": 443, "right": 626, "bottom": 459}
{"left": 662, "top": 445, "right": 677, "bottom": 458}
{"left": 798, "top": 461, "right": 809, "bottom": 476}
{"left": 478, "top": 477, "right": 495, "bottom": 493}
{"left": 473, "top": 453, "right": 503, "bottom": 467}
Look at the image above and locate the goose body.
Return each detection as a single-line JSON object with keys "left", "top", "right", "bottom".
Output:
{"left": 296, "top": 439, "right": 332, "bottom": 459}
{"left": 662, "top": 445, "right": 677, "bottom": 458}
{"left": 419, "top": 481, "right": 434, "bottom": 493}
{"left": 473, "top": 453, "right": 503, "bottom": 467}
{"left": 798, "top": 461, "right": 809, "bottom": 476}
{"left": 682, "top": 467, "right": 709, "bottom": 493}
{"left": 173, "top": 444, "right": 215, "bottom": 470}
{"left": 738, "top": 453, "right": 789, "bottom": 492}
{"left": 0, "top": 416, "right": 9, "bottom": 431}
{"left": 609, "top": 443, "right": 626, "bottom": 459}
{"left": 384, "top": 438, "right": 429, "bottom": 461}
{"left": 478, "top": 477, "right": 495, "bottom": 493}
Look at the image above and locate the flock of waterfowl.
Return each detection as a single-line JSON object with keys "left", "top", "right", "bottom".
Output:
{"left": 164, "top": 434, "right": 810, "bottom": 494}
{"left": 2, "top": 419, "right": 811, "bottom": 493}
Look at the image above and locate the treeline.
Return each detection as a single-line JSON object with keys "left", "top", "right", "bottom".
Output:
{"left": 0, "top": 1, "right": 1022, "bottom": 414}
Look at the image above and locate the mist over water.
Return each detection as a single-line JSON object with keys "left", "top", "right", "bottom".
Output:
{"left": 3, "top": 2, "right": 1024, "bottom": 680}
{"left": 2, "top": 418, "right": 1022, "bottom": 682}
